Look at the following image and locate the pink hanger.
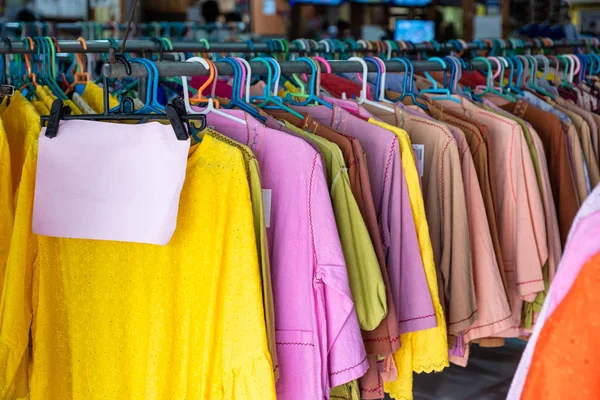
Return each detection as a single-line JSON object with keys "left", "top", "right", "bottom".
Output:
{"left": 312, "top": 56, "right": 332, "bottom": 74}
{"left": 566, "top": 54, "right": 581, "bottom": 76}
{"left": 487, "top": 57, "right": 504, "bottom": 88}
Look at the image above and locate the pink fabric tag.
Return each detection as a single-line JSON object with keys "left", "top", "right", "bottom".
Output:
{"left": 33, "top": 120, "right": 190, "bottom": 245}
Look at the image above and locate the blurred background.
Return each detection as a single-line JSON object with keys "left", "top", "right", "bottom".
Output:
{"left": 0, "top": 0, "right": 596, "bottom": 43}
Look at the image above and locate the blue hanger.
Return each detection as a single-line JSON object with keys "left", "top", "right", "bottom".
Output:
{"left": 364, "top": 57, "right": 382, "bottom": 100}
{"left": 386, "top": 57, "right": 428, "bottom": 110}
{"left": 421, "top": 57, "right": 461, "bottom": 103}
{"left": 140, "top": 58, "right": 166, "bottom": 111}
{"left": 251, "top": 57, "right": 305, "bottom": 118}
{"left": 283, "top": 57, "right": 332, "bottom": 108}
{"left": 219, "top": 57, "right": 267, "bottom": 122}
{"left": 504, "top": 56, "right": 524, "bottom": 95}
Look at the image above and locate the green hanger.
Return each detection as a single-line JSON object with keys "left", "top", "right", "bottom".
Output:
{"left": 472, "top": 56, "right": 515, "bottom": 101}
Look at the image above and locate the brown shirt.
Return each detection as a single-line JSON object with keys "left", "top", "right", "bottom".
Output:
{"left": 555, "top": 97, "right": 599, "bottom": 162}
{"left": 427, "top": 104, "right": 509, "bottom": 297}
{"left": 553, "top": 104, "right": 600, "bottom": 190}
{"left": 498, "top": 100, "right": 580, "bottom": 246}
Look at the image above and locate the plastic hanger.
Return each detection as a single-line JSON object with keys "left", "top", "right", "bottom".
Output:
{"left": 503, "top": 56, "right": 523, "bottom": 95}
{"left": 284, "top": 57, "right": 331, "bottom": 108}
{"left": 472, "top": 56, "right": 515, "bottom": 101}
{"left": 420, "top": 57, "right": 461, "bottom": 103}
{"left": 524, "top": 55, "right": 553, "bottom": 97}
{"left": 138, "top": 58, "right": 165, "bottom": 112}
{"left": 181, "top": 57, "right": 246, "bottom": 124}
{"left": 251, "top": 57, "right": 305, "bottom": 118}
{"left": 384, "top": 57, "right": 426, "bottom": 109}
{"left": 349, "top": 56, "right": 394, "bottom": 112}
{"left": 370, "top": 56, "right": 393, "bottom": 103}
{"left": 219, "top": 57, "right": 266, "bottom": 122}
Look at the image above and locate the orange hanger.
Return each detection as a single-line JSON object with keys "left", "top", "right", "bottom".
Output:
{"left": 189, "top": 58, "right": 220, "bottom": 108}
{"left": 73, "top": 37, "right": 90, "bottom": 85}
{"left": 22, "top": 37, "right": 37, "bottom": 88}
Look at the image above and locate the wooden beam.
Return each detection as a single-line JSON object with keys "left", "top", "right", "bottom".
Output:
{"left": 502, "top": 0, "right": 511, "bottom": 38}
{"left": 463, "top": 0, "right": 474, "bottom": 41}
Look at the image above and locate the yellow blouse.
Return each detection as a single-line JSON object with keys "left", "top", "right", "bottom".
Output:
{"left": 369, "top": 119, "right": 449, "bottom": 400}
{"left": 0, "top": 119, "right": 12, "bottom": 283}
{"left": 81, "top": 81, "right": 119, "bottom": 113}
{"left": 0, "top": 135, "right": 276, "bottom": 400}
{"left": 2, "top": 91, "right": 40, "bottom": 196}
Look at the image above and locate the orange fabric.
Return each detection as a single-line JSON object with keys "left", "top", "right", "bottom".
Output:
{"left": 521, "top": 251, "right": 600, "bottom": 400}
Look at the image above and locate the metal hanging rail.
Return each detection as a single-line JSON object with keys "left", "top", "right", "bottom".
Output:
{"left": 0, "top": 38, "right": 592, "bottom": 55}
{"left": 102, "top": 58, "right": 564, "bottom": 79}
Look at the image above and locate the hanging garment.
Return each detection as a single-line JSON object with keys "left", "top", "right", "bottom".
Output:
{"left": 278, "top": 120, "right": 387, "bottom": 331}
{"left": 443, "top": 121, "right": 511, "bottom": 364}
{"left": 482, "top": 99, "right": 564, "bottom": 331}
{"left": 0, "top": 120, "right": 12, "bottom": 290}
{"left": 426, "top": 104, "right": 508, "bottom": 298}
{"left": 294, "top": 104, "right": 447, "bottom": 400}
{"left": 494, "top": 99, "right": 581, "bottom": 245}
{"left": 431, "top": 96, "right": 547, "bottom": 338}
{"left": 276, "top": 120, "right": 393, "bottom": 400}
{"left": 389, "top": 104, "right": 476, "bottom": 336}
{"left": 80, "top": 81, "right": 120, "bottom": 113}
{"left": 72, "top": 92, "right": 97, "bottom": 114}
{"left": 554, "top": 96, "right": 599, "bottom": 162}
{"left": 294, "top": 104, "right": 436, "bottom": 334}
{"left": 2, "top": 91, "right": 40, "bottom": 196}
{"left": 367, "top": 118, "right": 450, "bottom": 400}
{"left": 194, "top": 129, "right": 279, "bottom": 380}
{"left": 0, "top": 135, "right": 277, "bottom": 400}
{"left": 508, "top": 184, "right": 600, "bottom": 400}
{"left": 264, "top": 111, "right": 401, "bottom": 399}
{"left": 553, "top": 105, "right": 600, "bottom": 188}
{"left": 201, "top": 109, "right": 368, "bottom": 400}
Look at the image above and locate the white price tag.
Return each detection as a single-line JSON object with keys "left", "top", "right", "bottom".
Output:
{"left": 262, "top": 189, "right": 272, "bottom": 228}
{"left": 412, "top": 144, "right": 425, "bottom": 177}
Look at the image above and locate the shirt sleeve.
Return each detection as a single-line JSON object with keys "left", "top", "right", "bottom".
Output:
{"left": 0, "top": 141, "right": 38, "bottom": 399}
{"left": 0, "top": 130, "right": 13, "bottom": 289}
{"left": 516, "top": 134, "right": 547, "bottom": 301}
{"left": 309, "top": 154, "right": 368, "bottom": 388}
{"left": 443, "top": 146, "right": 477, "bottom": 334}
{"left": 221, "top": 150, "right": 277, "bottom": 399}
{"left": 331, "top": 168, "right": 387, "bottom": 332}
{"left": 384, "top": 140, "right": 436, "bottom": 333}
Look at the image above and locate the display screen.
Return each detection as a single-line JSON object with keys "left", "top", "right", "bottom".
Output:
{"left": 394, "top": 20, "right": 435, "bottom": 43}
{"left": 348, "top": 0, "right": 389, "bottom": 4}
{"left": 391, "top": 0, "right": 432, "bottom": 4}
{"left": 289, "top": 0, "right": 343, "bottom": 4}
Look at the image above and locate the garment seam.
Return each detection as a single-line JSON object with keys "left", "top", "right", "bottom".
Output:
{"left": 477, "top": 110, "right": 519, "bottom": 203}
{"left": 463, "top": 314, "right": 512, "bottom": 334}
{"left": 516, "top": 278, "right": 544, "bottom": 286}
{"left": 330, "top": 355, "right": 368, "bottom": 376}
{"left": 309, "top": 153, "right": 319, "bottom": 266}
{"left": 378, "top": 137, "right": 397, "bottom": 249}
{"left": 448, "top": 309, "right": 478, "bottom": 326}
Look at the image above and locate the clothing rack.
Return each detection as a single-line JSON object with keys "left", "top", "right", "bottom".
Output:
{"left": 0, "top": 38, "right": 592, "bottom": 55}
{"left": 102, "top": 58, "right": 564, "bottom": 79}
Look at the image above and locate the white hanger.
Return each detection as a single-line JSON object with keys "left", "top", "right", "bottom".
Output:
{"left": 348, "top": 56, "right": 394, "bottom": 113}
{"left": 319, "top": 39, "right": 331, "bottom": 57}
{"left": 372, "top": 56, "right": 393, "bottom": 103}
{"left": 181, "top": 56, "right": 247, "bottom": 125}
{"left": 235, "top": 57, "right": 252, "bottom": 103}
